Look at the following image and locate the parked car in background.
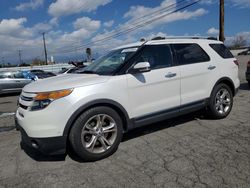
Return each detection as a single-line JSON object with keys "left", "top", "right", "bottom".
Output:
{"left": 58, "top": 67, "right": 79, "bottom": 74}
{"left": 29, "top": 69, "right": 56, "bottom": 79}
{"left": 58, "top": 65, "right": 88, "bottom": 75}
{"left": 0, "top": 71, "right": 36, "bottom": 94}
{"left": 246, "top": 61, "right": 250, "bottom": 86}
{"left": 238, "top": 49, "right": 250, "bottom": 56}
{"left": 29, "top": 69, "right": 45, "bottom": 74}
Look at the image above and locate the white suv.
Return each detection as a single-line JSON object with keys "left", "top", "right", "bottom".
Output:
{"left": 16, "top": 38, "right": 240, "bottom": 161}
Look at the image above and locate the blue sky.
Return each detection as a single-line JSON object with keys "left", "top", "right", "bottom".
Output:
{"left": 0, "top": 0, "right": 249, "bottom": 64}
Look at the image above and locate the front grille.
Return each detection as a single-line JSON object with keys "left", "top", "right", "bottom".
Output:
{"left": 20, "top": 95, "right": 33, "bottom": 102}
{"left": 19, "top": 103, "right": 28, "bottom": 110}
{"left": 19, "top": 92, "right": 36, "bottom": 111}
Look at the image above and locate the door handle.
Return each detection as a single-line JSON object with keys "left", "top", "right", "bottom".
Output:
{"left": 165, "top": 72, "right": 177, "bottom": 78}
{"left": 15, "top": 80, "right": 21, "bottom": 82}
{"left": 208, "top": 65, "right": 216, "bottom": 70}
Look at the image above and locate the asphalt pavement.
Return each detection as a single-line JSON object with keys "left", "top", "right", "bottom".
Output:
{"left": 0, "top": 56, "right": 249, "bottom": 188}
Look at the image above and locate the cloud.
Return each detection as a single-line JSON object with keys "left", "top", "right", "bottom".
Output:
{"left": 32, "top": 23, "right": 53, "bottom": 33}
{"left": 230, "top": 0, "right": 250, "bottom": 8}
{"left": 73, "top": 17, "right": 100, "bottom": 30}
{"left": 123, "top": 0, "right": 207, "bottom": 32}
{"left": 91, "top": 0, "right": 207, "bottom": 46}
{"left": 48, "top": 17, "right": 101, "bottom": 55}
{"left": 144, "top": 32, "right": 168, "bottom": 40}
{"left": 0, "top": 18, "right": 32, "bottom": 38}
{"left": 199, "top": 0, "right": 250, "bottom": 8}
{"left": 103, "top": 20, "right": 114, "bottom": 28}
{"left": 199, "top": 0, "right": 214, "bottom": 5}
{"left": 207, "top": 27, "right": 219, "bottom": 35}
{"left": 48, "top": 0, "right": 112, "bottom": 17}
{"left": 58, "top": 17, "right": 100, "bottom": 41}
{"left": 15, "top": 0, "right": 43, "bottom": 11}
{"left": 49, "top": 0, "right": 208, "bottom": 58}
{"left": 49, "top": 18, "right": 59, "bottom": 26}
{"left": 0, "top": 18, "right": 53, "bottom": 61}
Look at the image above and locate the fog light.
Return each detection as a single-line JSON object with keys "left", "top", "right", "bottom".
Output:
{"left": 31, "top": 141, "right": 39, "bottom": 149}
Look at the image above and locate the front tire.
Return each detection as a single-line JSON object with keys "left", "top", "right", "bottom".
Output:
{"left": 69, "top": 106, "right": 123, "bottom": 161}
{"left": 208, "top": 83, "right": 233, "bottom": 119}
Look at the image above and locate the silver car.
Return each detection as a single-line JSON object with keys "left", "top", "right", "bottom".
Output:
{"left": 0, "top": 71, "right": 33, "bottom": 94}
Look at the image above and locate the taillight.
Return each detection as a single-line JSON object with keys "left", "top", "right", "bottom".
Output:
{"left": 234, "top": 60, "right": 239, "bottom": 67}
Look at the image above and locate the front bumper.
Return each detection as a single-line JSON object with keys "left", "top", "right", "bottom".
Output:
{"left": 15, "top": 119, "right": 67, "bottom": 155}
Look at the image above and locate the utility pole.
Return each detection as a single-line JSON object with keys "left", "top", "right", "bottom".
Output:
{"left": 42, "top": 32, "right": 48, "bottom": 65}
{"left": 219, "top": 0, "right": 225, "bottom": 42}
{"left": 18, "top": 50, "right": 22, "bottom": 65}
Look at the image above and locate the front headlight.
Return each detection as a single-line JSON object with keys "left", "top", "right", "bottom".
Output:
{"left": 31, "top": 89, "right": 73, "bottom": 111}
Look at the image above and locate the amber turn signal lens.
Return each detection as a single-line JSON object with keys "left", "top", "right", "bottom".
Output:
{"left": 35, "top": 89, "right": 73, "bottom": 100}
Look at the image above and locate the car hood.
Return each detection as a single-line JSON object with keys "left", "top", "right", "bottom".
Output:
{"left": 23, "top": 74, "right": 110, "bottom": 93}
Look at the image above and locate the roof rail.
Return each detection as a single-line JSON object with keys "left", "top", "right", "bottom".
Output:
{"left": 151, "top": 36, "right": 218, "bottom": 41}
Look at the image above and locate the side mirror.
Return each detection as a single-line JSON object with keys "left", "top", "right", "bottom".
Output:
{"left": 129, "top": 62, "right": 151, "bottom": 74}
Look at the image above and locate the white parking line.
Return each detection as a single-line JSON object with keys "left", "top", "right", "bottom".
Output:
{"left": 0, "top": 112, "right": 15, "bottom": 118}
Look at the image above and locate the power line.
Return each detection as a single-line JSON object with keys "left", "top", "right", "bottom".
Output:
{"left": 52, "top": 0, "right": 190, "bottom": 53}
{"left": 52, "top": 0, "right": 201, "bottom": 55}
{"left": 53, "top": 0, "right": 188, "bottom": 52}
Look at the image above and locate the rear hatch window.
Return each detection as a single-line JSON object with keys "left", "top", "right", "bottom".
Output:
{"left": 209, "top": 44, "right": 234, "bottom": 59}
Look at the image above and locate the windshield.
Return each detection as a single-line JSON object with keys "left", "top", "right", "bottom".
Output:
{"left": 77, "top": 47, "right": 138, "bottom": 75}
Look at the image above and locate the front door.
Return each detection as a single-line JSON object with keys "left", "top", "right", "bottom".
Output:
{"left": 127, "top": 44, "right": 181, "bottom": 118}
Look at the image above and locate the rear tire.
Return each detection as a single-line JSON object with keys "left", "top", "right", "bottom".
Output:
{"left": 207, "top": 83, "right": 233, "bottom": 119}
{"left": 248, "top": 81, "right": 250, "bottom": 87}
{"left": 69, "top": 106, "right": 123, "bottom": 161}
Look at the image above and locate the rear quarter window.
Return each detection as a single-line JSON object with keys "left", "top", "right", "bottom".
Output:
{"left": 172, "top": 43, "right": 210, "bottom": 65}
{"left": 209, "top": 44, "right": 234, "bottom": 59}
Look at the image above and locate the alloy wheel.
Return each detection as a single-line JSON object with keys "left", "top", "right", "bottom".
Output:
{"left": 214, "top": 88, "right": 231, "bottom": 115}
{"left": 81, "top": 114, "right": 118, "bottom": 154}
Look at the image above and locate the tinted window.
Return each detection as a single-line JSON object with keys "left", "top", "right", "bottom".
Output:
{"left": 209, "top": 44, "right": 234, "bottom": 59}
{"left": 173, "top": 44, "right": 210, "bottom": 65}
{"left": 134, "top": 45, "right": 173, "bottom": 69}
{"left": 13, "top": 72, "right": 25, "bottom": 78}
{"left": 0, "top": 73, "right": 8, "bottom": 79}
{"left": 0, "top": 72, "right": 12, "bottom": 79}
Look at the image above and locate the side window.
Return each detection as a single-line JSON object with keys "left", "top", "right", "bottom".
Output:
{"left": 173, "top": 43, "right": 210, "bottom": 65}
{"left": 0, "top": 73, "right": 8, "bottom": 79}
{"left": 209, "top": 44, "right": 234, "bottom": 59}
{"left": 0, "top": 73, "right": 13, "bottom": 78}
{"left": 134, "top": 45, "right": 173, "bottom": 70}
{"left": 13, "top": 72, "right": 25, "bottom": 79}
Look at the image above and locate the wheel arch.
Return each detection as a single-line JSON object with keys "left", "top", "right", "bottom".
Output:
{"left": 63, "top": 99, "right": 131, "bottom": 137}
{"left": 211, "top": 77, "right": 236, "bottom": 97}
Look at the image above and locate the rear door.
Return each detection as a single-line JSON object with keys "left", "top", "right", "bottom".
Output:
{"left": 127, "top": 44, "right": 180, "bottom": 118}
{"left": 13, "top": 72, "right": 31, "bottom": 89}
{"left": 172, "top": 43, "right": 219, "bottom": 105}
